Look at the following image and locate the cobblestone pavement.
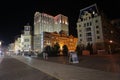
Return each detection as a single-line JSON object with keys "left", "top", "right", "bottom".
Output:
{"left": 0, "top": 56, "right": 58, "bottom": 80}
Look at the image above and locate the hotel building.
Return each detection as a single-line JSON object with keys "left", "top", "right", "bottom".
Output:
{"left": 34, "top": 12, "right": 69, "bottom": 52}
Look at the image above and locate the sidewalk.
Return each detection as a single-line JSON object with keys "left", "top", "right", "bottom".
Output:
{"left": 12, "top": 55, "right": 120, "bottom": 80}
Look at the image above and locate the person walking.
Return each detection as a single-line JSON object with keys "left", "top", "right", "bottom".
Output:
{"left": 43, "top": 51, "right": 46, "bottom": 59}
{"left": 45, "top": 52, "right": 48, "bottom": 60}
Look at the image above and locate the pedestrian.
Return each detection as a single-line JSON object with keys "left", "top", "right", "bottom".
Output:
{"left": 69, "top": 52, "right": 73, "bottom": 63}
{"left": 45, "top": 52, "right": 48, "bottom": 60}
{"left": 43, "top": 51, "right": 46, "bottom": 59}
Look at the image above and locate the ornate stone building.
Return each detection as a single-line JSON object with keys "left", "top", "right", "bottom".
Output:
{"left": 42, "top": 32, "right": 78, "bottom": 54}
{"left": 77, "top": 4, "right": 120, "bottom": 54}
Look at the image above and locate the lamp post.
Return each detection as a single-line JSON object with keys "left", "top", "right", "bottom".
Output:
{"left": 109, "top": 40, "right": 113, "bottom": 54}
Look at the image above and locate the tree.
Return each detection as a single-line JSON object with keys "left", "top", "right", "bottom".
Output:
{"left": 44, "top": 45, "right": 52, "bottom": 56}
{"left": 75, "top": 44, "right": 83, "bottom": 56}
{"left": 86, "top": 43, "right": 93, "bottom": 55}
{"left": 53, "top": 42, "right": 60, "bottom": 56}
{"left": 62, "top": 45, "right": 68, "bottom": 56}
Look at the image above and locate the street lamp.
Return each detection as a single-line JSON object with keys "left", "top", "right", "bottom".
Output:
{"left": 109, "top": 40, "right": 113, "bottom": 54}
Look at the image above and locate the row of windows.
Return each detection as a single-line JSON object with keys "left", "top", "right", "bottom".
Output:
{"left": 79, "top": 20, "right": 98, "bottom": 27}
{"left": 84, "top": 22, "right": 92, "bottom": 27}
{"left": 86, "top": 28, "right": 91, "bottom": 31}
{"left": 24, "top": 39, "right": 29, "bottom": 42}
{"left": 79, "top": 36, "right": 100, "bottom": 42}
{"left": 79, "top": 30, "right": 100, "bottom": 37}
{"left": 79, "top": 26, "right": 99, "bottom": 33}
{"left": 83, "top": 17, "right": 92, "bottom": 21}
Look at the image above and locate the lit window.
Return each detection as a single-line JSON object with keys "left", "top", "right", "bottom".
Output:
{"left": 93, "top": 11, "right": 95, "bottom": 14}
{"left": 65, "top": 21, "right": 68, "bottom": 25}
{"left": 60, "top": 20, "right": 61, "bottom": 23}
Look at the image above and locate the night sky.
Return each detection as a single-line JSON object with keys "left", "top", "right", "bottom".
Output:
{"left": 0, "top": 0, "right": 120, "bottom": 46}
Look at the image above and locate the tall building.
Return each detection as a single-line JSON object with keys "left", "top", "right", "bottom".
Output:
{"left": 34, "top": 12, "right": 69, "bottom": 35}
{"left": 77, "top": 4, "right": 120, "bottom": 54}
{"left": 34, "top": 12, "right": 69, "bottom": 52}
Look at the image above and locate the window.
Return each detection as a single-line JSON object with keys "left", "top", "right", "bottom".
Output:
{"left": 87, "top": 38, "right": 92, "bottom": 41}
{"left": 97, "top": 36, "right": 100, "bottom": 39}
{"left": 95, "top": 20, "right": 98, "bottom": 23}
{"left": 79, "top": 25, "right": 81, "bottom": 27}
{"left": 89, "top": 17, "right": 91, "bottom": 19}
{"left": 84, "top": 23, "right": 86, "bottom": 27}
{"left": 24, "top": 39, "right": 29, "bottom": 42}
{"left": 96, "top": 31, "right": 99, "bottom": 34}
{"left": 96, "top": 26, "right": 99, "bottom": 28}
{"left": 86, "top": 28, "right": 91, "bottom": 31}
{"left": 90, "top": 22, "right": 92, "bottom": 26}
{"left": 86, "top": 33, "right": 91, "bottom": 36}
{"left": 80, "top": 34, "right": 82, "bottom": 37}
{"left": 87, "top": 23, "right": 89, "bottom": 26}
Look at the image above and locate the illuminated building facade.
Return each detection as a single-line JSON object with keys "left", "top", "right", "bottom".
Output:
{"left": 21, "top": 24, "right": 32, "bottom": 52}
{"left": 77, "top": 4, "right": 103, "bottom": 53}
{"left": 8, "top": 43, "right": 14, "bottom": 55}
{"left": 14, "top": 37, "right": 21, "bottom": 54}
{"left": 42, "top": 32, "right": 78, "bottom": 54}
{"left": 34, "top": 12, "right": 68, "bottom": 35}
{"left": 34, "top": 12, "right": 69, "bottom": 52}
{"left": 77, "top": 4, "right": 120, "bottom": 53}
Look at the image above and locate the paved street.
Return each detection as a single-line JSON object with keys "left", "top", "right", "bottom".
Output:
{"left": 1, "top": 54, "right": 120, "bottom": 80}
{"left": 0, "top": 56, "right": 58, "bottom": 80}
{"left": 36, "top": 54, "right": 120, "bottom": 73}
{"left": 12, "top": 55, "right": 120, "bottom": 80}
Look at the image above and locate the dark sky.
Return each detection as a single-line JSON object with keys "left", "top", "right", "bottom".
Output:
{"left": 0, "top": 0, "right": 120, "bottom": 46}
